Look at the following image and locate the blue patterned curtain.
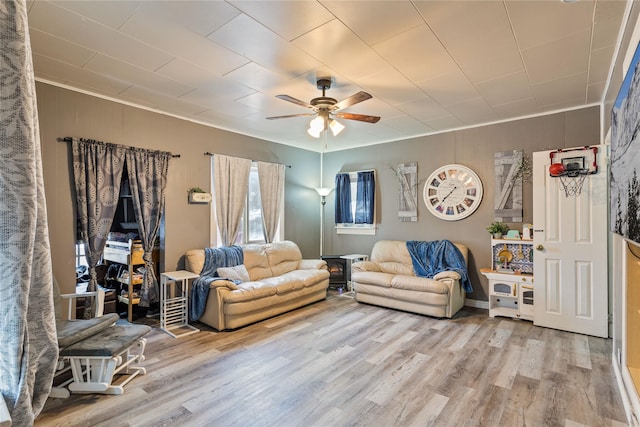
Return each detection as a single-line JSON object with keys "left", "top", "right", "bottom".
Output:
{"left": 334, "top": 173, "right": 353, "bottom": 224}
{"left": 355, "top": 171, "right": 375, "bottom": 224}
{"left": 0, "top": 0, "right": 58, "bottom": 423}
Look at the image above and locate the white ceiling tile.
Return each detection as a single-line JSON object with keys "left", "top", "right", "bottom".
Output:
{"left": 373, "top": 25, "right": 460, "bottom": 82}
{"left": 50, "top": 0, "right": 140, "bottom": 29}
{"left": 321, "top": 1, "right": 423, "bottom": 45}
{"left": 29, "top": 28, "right": 95, "bottom": 67}
{"left": 224, "top": 62, "right": 291, "bottom": 93}
{"left": 382, "top": 116, "right": 434, "bottom": 135}
{"left": 28, "top": 1, "right": 174, "bottom": 72}
{"left": 119, "top": 85, "right": 207, "bottom": 116}
{"left": 492, "top": 98, "right": 540, "bottom": 119}
{"left": 416, "top": 70, "right": 480, "bottom": 107}
{"left": 532, "top": 73, "right": 588, "bottom": 108}
{"left": 26, "top": 0, "right": 625, "bottom": 152}
{"left": 120, "top": 9, "right": 249, "bottom": 76}
{"left": 589, "top": 46, "right": 616, "bottom": 86}
{"left": 399, "top": 97, "right": 452, "bottom": 122}
{"left": 476, "top": 71, "right": 534, "bottom": 107}
{"left": 32, "top": 53, "right": 131, "bottom": 95}
{"left": 505, "top": 0, "right": 595, "bottom": 50}
{"left": 445, "top": 97, "right": 497, "bottom": 124}
{"left": 587, "top": 81, "right": 606, "bottom": 104}
{"left": 208, "top": 14, "right": 320, "bottom": 78}
{"left": 292, "top": 19, "right": 387, "bottom": 81}
{"left": 422, "top": 115, "right": 463, "bottom": 132}
{"left": 149, "top": 1, "right": 241, "bottom": 36}
{"left": 592, "top": 0, "right": 627, "bottom": 50}
{"left": 83, "top": 54, "right": 193, "bottom": 98}
{"left": 523, "top": 31, "right": 591, "bottom": 85}
{"left": 155, "top": 59, "right": 251, "bottom": 97}
{"left": 230, "top": 1, "right": 334, "bottom": 41}
{"left": 358, "top": 69, "right": 427, "bottom": 106}
{"left": 416, "top": 1, "right": 522, "bottom": 84}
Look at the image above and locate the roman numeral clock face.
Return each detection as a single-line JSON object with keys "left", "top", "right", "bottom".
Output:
{"left": 423, "top": 164, "right": 483, "bottom": 221}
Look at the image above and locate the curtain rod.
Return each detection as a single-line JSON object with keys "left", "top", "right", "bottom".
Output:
{"left": 57, "top": 137, "right": 180, "bottom": 158}
{"left": 204, "top": 152, "right": 291, "bottom": 168}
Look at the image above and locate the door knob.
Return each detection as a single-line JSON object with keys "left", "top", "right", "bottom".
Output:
{"left": 536, "top": 244, "right": 544, "bottom": 251}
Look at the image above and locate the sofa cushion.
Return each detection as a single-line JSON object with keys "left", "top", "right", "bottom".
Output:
{"left": 223, "top": 281, "right": 277, "bottom": 303}
{"left": 354, "top": 283, "right": 450, "bottom": 307}
{"left": 217, "top": 264, "right": 250, "bottom": 282}
{"left": 243, "top": 244, "right": 273, "bottom": 281}
{"left": 278, "top": 269, "right": 330, "bottom": 287}
{"left": 266, "top": 241, "right": 302, "bottom": 276}
{"left": 390, "top": 275, "right": 449, "bottom": 294}
{"left": 351, "top": 271, "right": 395, "bottom": 287}
{"left": 185, "top": 249, "right": 205, "bottom": 275}
{"left": 370, "top": 240, "right": 415, "bottom": 276}
{"left": 261, "top": 275, "right": 305, "bottom": 294}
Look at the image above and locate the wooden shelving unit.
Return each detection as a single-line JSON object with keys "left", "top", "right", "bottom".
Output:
{"left": 103, "top": 239, "right": 145, "bottom": 322}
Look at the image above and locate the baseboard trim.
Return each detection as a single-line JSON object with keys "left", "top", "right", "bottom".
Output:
{"left": 464, "top": 299, "right": 489, "bottom": 310}
{"left": 613, "top": 355, "right": 640, "bottom": 426}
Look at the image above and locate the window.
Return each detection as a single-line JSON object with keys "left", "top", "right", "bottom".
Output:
{"left": 211, "top": 161, "right": 284, "bottom": 246}
{"left": 75, "top": 242, "right": 88, "bottom": 268}
{"left": 335, "top": 170, "right": 376, "bottom": 235}
{"left": 235, "top": 164, "right": 266, "bottom": 245}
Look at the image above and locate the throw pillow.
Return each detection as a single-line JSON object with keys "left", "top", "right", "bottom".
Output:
{"left": 217, "top": 264, "right": 250, "bottom": 283}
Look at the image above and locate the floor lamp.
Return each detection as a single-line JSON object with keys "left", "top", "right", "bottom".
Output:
{"left": 315, "top": 187, "right": 332, "bottom": 256}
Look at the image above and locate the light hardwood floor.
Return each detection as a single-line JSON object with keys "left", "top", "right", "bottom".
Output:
{"left": 37, "top": 292, "right": 628, "bottom": 427}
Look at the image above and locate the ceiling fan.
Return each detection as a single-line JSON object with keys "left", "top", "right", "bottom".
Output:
{"left": 266, "top": 78, "right": 381, "bottom": 138}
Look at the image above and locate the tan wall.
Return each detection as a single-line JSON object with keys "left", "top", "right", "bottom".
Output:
{"left": 322, "top": 107, "right": 601, "bottom": 302}
{"left": 37, "top": 80, "right": 602, "bottom": 303}
{"left": 37, "top": 82, "right": 320, "bottom": 294}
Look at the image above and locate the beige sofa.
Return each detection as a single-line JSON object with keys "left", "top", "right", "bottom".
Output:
{"left": 351, "top": 240, "right": 469, "bottom": 318}
{"left": 185, "top": 241, "right": 329, "bottom": 330}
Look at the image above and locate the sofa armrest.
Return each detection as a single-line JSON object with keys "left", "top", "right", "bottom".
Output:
{"left": 433, "top": 271, "right": 461, "bottom": 281}
{"left": 298, "top": 259, "right": 328, "bottom": 271}
{"left": 209, "top": 279, "right": 239, "bottom": 291}
{"left": 352, "top": 261, "right": 381, "bottom": 273}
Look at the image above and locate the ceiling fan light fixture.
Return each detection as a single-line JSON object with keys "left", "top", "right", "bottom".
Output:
{"left": 329, "top": 119, "right": 345, "bottom": 136}
{"left": 307, "top": 126, "right": 322, "bottom": 138}
{"left": 309, "top": 116, "right": 325, "bottom": 131}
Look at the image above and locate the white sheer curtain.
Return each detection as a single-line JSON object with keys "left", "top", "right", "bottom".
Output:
{"left": 0, "top": 1, "right": 58, "bottom": 423}
{"left": 213, "top": 155, "right": 251, "bottom": 246}
{"left": 257, "top": 161, "right": 285, "bottom": 243}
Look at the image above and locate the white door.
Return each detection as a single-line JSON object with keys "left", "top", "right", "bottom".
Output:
{"left": 532, "top": 146, "right": 609, "bottom": 337}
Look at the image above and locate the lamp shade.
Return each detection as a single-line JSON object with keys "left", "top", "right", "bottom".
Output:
{"left": 329, "top": 119, "right": 345, "bottom": 136}
{"left": 314, "top": 187, "right": 332, "bottom": 197}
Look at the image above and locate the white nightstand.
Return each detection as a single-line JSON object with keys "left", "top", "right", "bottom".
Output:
{"left": 160, "top": 270, "right": 200, "bottom": 338}
{"left": 340, "top": 254, "right": 369, "bottom": 292}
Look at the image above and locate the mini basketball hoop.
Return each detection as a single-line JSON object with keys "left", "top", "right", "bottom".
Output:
{"left": 549, "top": 146, "right": 598, "bottom": 197}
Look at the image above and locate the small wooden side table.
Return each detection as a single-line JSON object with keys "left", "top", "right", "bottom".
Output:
{"left": 160, "top": 270, "right": 200, "bottom": 338}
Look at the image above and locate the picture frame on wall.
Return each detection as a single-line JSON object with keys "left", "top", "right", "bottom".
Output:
{"left": 611, "top": 40, "right": 640, "bottom": 245}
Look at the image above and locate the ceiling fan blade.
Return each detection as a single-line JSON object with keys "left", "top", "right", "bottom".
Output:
{"left": 266, "top": 113, "right": 316, "bottom": 120}
{"left": 335, "top": 91, "right": 373, "bottom": 110}
{"left": 334, "top": 112, "right": 380, "bottom": 123}
{"left": 275, "top": 94, "right": 313, "bottom": 109}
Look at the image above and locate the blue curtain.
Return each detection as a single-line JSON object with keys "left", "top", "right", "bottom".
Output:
{"left": 334, "top": 173, "right": 353, "bottom": 223}
{"left": 355, "top": 171, "right": 375, "bottom": 224}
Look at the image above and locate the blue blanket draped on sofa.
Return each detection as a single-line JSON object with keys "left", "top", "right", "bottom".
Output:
{"left": 406, "top": 240, "right": 472, "bottom": 293}
{"left": 190, "top": 245, "right": 243, "bottom": 321}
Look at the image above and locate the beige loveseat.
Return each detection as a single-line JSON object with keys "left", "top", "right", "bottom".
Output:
{"left": 351, "top": 240, "right": 469, "bottom": 318}
{"left": 185, "top": 241, "right": 329, "bottom": 330}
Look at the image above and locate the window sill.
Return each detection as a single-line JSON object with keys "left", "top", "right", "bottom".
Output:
{"left": 335, "top": 225, "right": 377, "bottom": 235}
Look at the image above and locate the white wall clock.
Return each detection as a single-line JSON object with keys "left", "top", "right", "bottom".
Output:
{"left": 423, "top": 164, "right": 483, "bottom": 221}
